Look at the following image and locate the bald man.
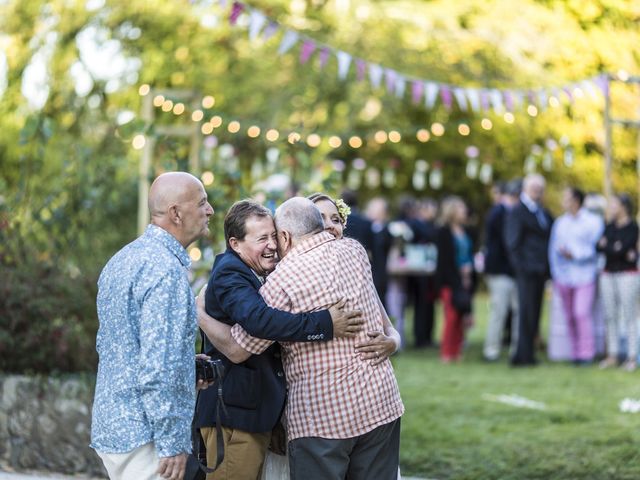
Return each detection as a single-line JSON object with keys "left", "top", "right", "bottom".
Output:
{"left": 91, "top": 172, "right": 214, "bottom": 480}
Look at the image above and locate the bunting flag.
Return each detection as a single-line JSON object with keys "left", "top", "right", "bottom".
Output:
{"left": 278, "top": 30, "right": 299, "bottom": 55}
{"left": 336, "top": 51, "right": 352, "bottom": 80}
{"left": 248, "top": 10, "right": 266, "bottom": 40}
{"left": 453, "top": 88, "right": 468, "bottom": 111}
{"left": 425, "top": 82, "right": 439, "bottom": 109}
{"left": 225, "top": 1, "right": 606, "bottom": 114}
{"left": 369, "top": 64, "right": 384, "bottom": 89}
{"left": 300, "top": 40, "right": 316, "bottom": 64}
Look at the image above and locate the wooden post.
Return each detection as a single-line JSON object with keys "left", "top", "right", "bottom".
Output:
{"left": 603, "top": 75, "right": 613, "bottom": 199}
{"left": 138, "top": 92, "right": 154, "bottom": 235}
{"left": 137, "top": 89, "right": 202, "bottom": 235}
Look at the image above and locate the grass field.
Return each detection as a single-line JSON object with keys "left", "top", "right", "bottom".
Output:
{"left": 394, "top": 293, "right": 640, "bottom": 480}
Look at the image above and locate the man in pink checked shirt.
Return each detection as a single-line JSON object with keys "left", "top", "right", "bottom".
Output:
{"left": 213, "top": 197, "right": 404, "bottom": 480}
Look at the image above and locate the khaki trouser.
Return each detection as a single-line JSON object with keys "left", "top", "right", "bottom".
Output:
{"left": 97, "top": 442, "right": 162, "bottom": 480}
{"left": 201, "top": 426, "right": 271, "bottom": 480}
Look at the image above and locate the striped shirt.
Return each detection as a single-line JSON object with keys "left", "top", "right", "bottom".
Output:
{"left": 231, "top": 231, "right": 404, "bottom": 440}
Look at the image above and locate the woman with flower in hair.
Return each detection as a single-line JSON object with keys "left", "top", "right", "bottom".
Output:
{"left": 307, "top": 193, "right": 401, "bottom": 363}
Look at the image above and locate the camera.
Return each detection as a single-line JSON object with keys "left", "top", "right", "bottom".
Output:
{"left": 195, "top": 357, "right": 224, "bottom": 383}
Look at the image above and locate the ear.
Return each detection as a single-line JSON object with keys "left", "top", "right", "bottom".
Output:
{"left": 280, "top": 230, "right": 291, "bottom": 250}
{"left": 229, "top": 237, "right": 241, "bottom": 253}
{"left": 167, "top": 204, "right": 181, "bottom": 225}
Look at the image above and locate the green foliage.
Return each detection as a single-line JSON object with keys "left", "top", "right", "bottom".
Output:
{"left": 0, "top": 0, "right": 639, "bottom": 371}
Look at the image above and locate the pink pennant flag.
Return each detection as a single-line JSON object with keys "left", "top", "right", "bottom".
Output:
{"left": 440, "top": 85, "right": 453, "bottom": 111}
{"left": 411, "top": 81, "right": 424, "bottom": 105}
{"left": 385, "top": 69, "right": 397, "bottom": 95}
{"left": 318, "top": 47, "right": 331, "bottom": 69}
{"left": 503, "top": 91, "right": 514, "bottom": 111}
{"left": 595, "top": 74, "right": 609, "bottom": 95}
{"left": 356, "top": 59, "right": 367, "bottom": 82}
{"left": 300, "top": 40, "right": 316, "bottom": 64}
{"left": 229, "top": 1, "right": 244, "bottom": 25}
{"left": 480, "top": 90, "right": 490, "bottom": 111}
{"left": 527, "top": 90, "right": 537, "bottom": 106}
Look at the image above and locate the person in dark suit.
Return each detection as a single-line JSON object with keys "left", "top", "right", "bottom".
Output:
{"left": 341, "top": 189, "right": 374, "bottom": 252}
{"left": 365, "top": 197, "right": 393, "bottom": 308}
{"left": 194, "top": 200, "right": 364, "bottom": 478}
{"left": 505, "top": 173, "right": 553, "bottom": 366}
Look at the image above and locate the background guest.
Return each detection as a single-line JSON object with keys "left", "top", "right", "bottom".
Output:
{"left": 548, "top": 187, "right": 604, "bottom": 365}
{"left": 341, "top": 189, "right": 374, "bottom": 252}
{"left": 365, "top": 197, "right": 393, "bottom": 309}
{"left": 505, "top": 173, "right": 553, "bottom": 366}
{"left": 437, "top": 196, "right": 475, "bottom": 363}
{"left": 597, "top": 194, "right": 640, "bottom": 372}
{"left": 482, "top": 182, "right": 519, "bottom": 361}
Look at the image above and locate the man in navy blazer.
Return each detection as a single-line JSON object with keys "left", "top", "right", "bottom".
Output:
{"left": 194, "top": 200, "right": 363, "bottom": 479}
{"left": 505, "top": 173, "right": 553, "bottom": 367}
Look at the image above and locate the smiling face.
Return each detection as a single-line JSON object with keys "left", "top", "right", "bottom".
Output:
{"left": 314, "top": 198, "right": 344, "bottom": 239}
{"left": 230, "top": 215, "right": 278, "bottom": 276}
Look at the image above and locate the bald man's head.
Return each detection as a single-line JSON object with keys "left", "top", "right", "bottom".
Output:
{"left": 148, "top": 172, "right": 214, "bottom": 247}
{"left": 149, "top": 172, "right": 202, "bottom": 218}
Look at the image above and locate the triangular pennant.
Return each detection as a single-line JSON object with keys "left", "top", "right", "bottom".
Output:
{"left": 503, "top": 90, "right": 514, "bottom": 112}
{"left": 452, "top": 88, "right": 468, "bottom": 111}
{"left": 356, "top": 59, "right": 367, "bottom": 81}
{"left": 480, "top": 90, "right": 490, "bottom": 111}
{"left": 299, "top": 40, "right": 316, "bottom": 64}
{"left": 537, "top": 89, "right": 548, "bottom": 110}
{"left": 262, "top": 22, "right": 279, "bottom": 41}
{"left": 440, "top": 85, "right": 453, "bottom": 110}
{"left": 424, "top": 82, "right": 439, "bottom": 109}
{"left": 411, "top": 81, "right": 424, "bottom": 105}
{"left": 489, "top": 89, "right": 503, "bottom": 112}
{"left": 248, "top": 10, "right": 267, "bottom": 40}
{"left": 395, "top": 76, "right": 406, "bottom": 98}
{"left": 466, "top": 89, "right": 480, "bottom": 112}
{"left": 318, "top": 47, "right": 330, "bottom": 69}
{"left": 229, "top": 1, "right": 244, "bottom": 25}
{"left": 368, "top": 64, "right": 383, "bottom": 89}
{"left": 336, "top": 51, "right": 352, "bottom": 80}
{"left": 385, "top": 69, "right": 397, "bottom": 94}
{"left": 278, "top": 30, "right": 299, "bottom": 55}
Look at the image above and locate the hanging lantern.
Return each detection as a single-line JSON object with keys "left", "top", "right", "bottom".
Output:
{"left": 524, "top": 154, "right": 537, "bottom": 173}
{"left": 542, "top": 151, "right": 553, "bottom": 171}
{"left": 465, "top": 145, "right": 480, "bottom": 179}
{"left": 366, "top": 168, "right": 381, "bottom": 188}
{"left": 479, "top": 162, "right": 493, "bottom": 185}
{"left": 430, "top": 162, "right": 443, "bottom": 190}
{"left": 413, "top": 159, "right": 429, "bottom": 191}
{"left": 564, "top": 148, "right": 575, "bottom": 167}
{"left": 347, "top": 169, "right": 362, "bottom": 189}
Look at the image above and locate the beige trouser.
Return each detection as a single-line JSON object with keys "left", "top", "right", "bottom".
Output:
{"left": 97, "top": 442, "right": 162, "bottom": 480}
{"left": 201, "top": 426, "right": 271, "bottom": 480}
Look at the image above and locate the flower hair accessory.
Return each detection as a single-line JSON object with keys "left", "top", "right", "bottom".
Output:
{"left": 335, "top": 198, "right": 351, "bottom": 224}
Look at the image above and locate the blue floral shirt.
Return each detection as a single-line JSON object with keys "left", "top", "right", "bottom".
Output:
{"left": 91, "top": 224, "right": 197, "bottom": 457}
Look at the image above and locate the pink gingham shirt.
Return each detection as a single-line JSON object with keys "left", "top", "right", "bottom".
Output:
{"left": 231, "top": 231, "right": 404, "bottom": 441}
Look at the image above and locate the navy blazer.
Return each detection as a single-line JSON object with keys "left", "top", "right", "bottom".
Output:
{"left": 504, "top": 201, "right": 553, "bottom": 276}
{"left": 194, "top": 249, "right": 332, "bottom": 433}
{"left": 484, "top": 204, "right": 514, "bottom": 276}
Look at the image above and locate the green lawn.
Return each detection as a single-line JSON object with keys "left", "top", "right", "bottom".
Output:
{"left": 394, "top": 293, "right": 640, "bottom": 480}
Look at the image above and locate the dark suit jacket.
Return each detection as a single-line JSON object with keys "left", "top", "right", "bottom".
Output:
{"left": 436, "top": 226, "right": 476, "bottom": 294}
{"left": 370, "top": 223, "right": 392, "bottom": 296}
{"left": 504, "top": 201, "right": 553, "bottom": 276}
{"left": 194, "top": 249, "right": 332, "bottom": 433}
{"left": 484, "top": 204, "right": 514, "bottom": 276}
{"left": 344, "top": 211, "right": 374, "bottom": 252}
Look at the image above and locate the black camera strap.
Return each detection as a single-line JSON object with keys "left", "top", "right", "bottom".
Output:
{"left": 190, "top": 330, "right": 228, "bottom": 476}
